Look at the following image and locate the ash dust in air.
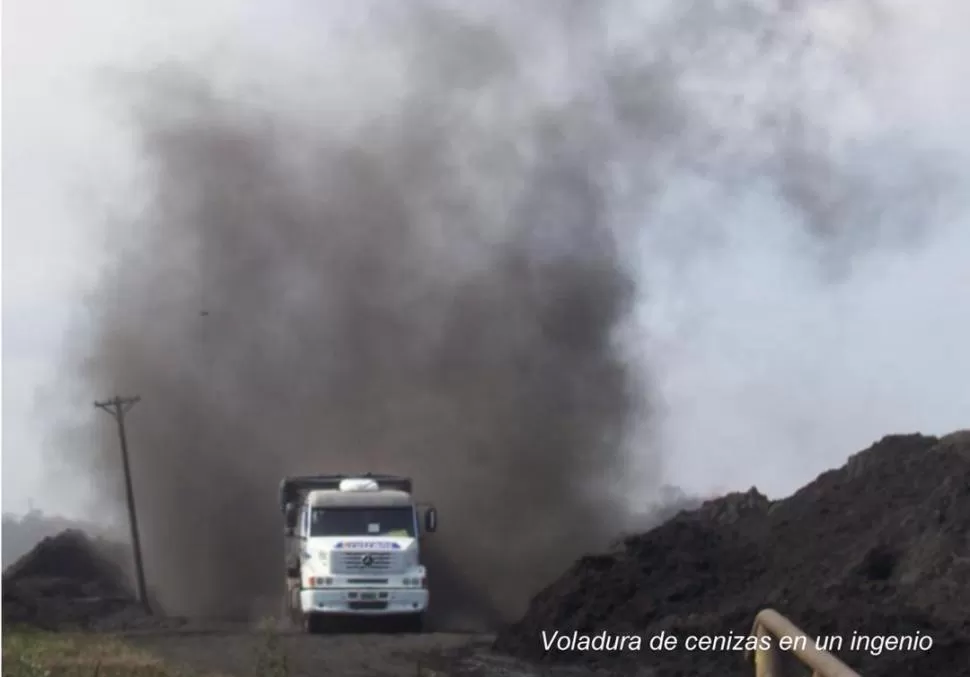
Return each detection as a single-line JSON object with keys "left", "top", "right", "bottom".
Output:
{"left": 74, "top": 4, "right": 659, "bottom": 627}
{"left": 63, "top": 0, "right": 968, "bottom": 627}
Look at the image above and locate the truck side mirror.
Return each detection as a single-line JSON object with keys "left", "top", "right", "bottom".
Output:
{"left": 423, "top": 506, "right": 437, "bottom": 533}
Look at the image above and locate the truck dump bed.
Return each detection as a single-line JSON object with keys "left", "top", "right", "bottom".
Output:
{"left": 278, "top": 473, "right": 414, "bottom": 512}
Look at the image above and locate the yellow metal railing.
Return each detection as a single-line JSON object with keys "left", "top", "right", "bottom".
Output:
{"left": 748, "top": 609, "right": 861, "bottom": 677}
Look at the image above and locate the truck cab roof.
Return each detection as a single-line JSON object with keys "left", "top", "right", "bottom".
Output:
{"left": 307, "top": 489, "right": 414, "bottom": 508}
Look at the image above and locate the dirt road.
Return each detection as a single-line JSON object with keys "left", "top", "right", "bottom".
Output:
{"left": 123, "top": 627, "right": 637, "bottom": 677}
{"left": 124, "top": 628, "right": 486, "bottom": 677}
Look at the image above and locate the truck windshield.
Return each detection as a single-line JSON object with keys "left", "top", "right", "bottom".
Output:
{"left": 310, "top": 507, "right": 416, "bottom": 538}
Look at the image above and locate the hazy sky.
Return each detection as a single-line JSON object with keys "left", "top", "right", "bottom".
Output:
{"left": 2, "top": 0, "right": 247, "bottom": 518}
{"left": 3, "top": 0, "right": 969, "bottom": 521}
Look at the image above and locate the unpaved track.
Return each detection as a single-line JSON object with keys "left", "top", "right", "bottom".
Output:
{"left": 124, "top": 627, "right": 493, "bottom": 677}
{"left": 122, "top": 627, "right": 634, "bottom": 677}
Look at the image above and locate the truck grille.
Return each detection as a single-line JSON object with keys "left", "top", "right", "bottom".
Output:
{"left": 332, "top": 551, "right": 403, "bottom": 574}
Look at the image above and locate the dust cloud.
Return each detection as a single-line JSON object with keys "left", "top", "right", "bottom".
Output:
{"left": 62, "top": 0, "right": 969, "bottom": 625}
{"left": 76, "top": 4, "right": 661, "bottom": 625}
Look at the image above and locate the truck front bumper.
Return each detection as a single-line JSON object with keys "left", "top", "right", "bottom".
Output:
{"left": 299, "top": 588, "right": 428, "bottom": 615}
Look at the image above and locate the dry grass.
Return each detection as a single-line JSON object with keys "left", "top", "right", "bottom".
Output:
{"left": 251, "top": 619, "right": 288, "bottom": 677}
{"left": 2, "top": 627, "right": 186, "bottom": 677}
{"left": 2, "top": 623, "right": 452, "bottom": 677}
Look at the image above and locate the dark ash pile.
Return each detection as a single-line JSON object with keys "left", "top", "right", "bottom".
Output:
{"left": 494, "top": 432, "right": 970, "bottom": 677}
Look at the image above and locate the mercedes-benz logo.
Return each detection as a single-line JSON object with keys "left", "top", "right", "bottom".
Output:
{"left": 361, "top": 554, "right": 374, "bottom": 567}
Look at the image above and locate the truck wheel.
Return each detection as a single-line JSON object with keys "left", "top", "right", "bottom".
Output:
{"left": 304, "top": 613, "right": 325, "bottom": 635}
{"left": 280, "top": 595, "right": 292, "bottom": 629}
{"left": 283, "top": 583, "right": 301, "bottom": 628}
{"left": 405, "top": 613, "right": 425, "bottom": 634}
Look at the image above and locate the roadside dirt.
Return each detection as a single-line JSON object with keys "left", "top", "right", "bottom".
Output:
{"left": 122, "top": 628, "right": 649, "bottom": 677}
{"left": 123, "top": 628, "right": 490, "bottom": 677}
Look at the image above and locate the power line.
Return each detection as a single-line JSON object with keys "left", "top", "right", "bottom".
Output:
{"left": 95, "top": 395, "right": 150, "bottom": 614}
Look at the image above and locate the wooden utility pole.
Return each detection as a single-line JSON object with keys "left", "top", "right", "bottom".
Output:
{"left": 95, "top": 395, "right": 150, "bottom": 613}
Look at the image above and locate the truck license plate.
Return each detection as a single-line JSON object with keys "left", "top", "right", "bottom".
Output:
{"left": 361, "top": 592, "right": 377, "bottom": 600}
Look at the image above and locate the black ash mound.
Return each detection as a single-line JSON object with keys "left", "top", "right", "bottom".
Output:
{"left": 494, "top": 431, "right": 970, "bottom": 677}
{"left": 2, "top": 529, "right": 173, "bottom": 631}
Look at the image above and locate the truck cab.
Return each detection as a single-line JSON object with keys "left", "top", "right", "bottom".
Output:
{"left": 280, "top": 474, "right": 437, "bottom": 634}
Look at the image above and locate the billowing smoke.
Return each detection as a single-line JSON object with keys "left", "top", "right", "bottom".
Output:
{"left": 74, "top": 3, "right": 661, "bottom": 625}
{"left": 59, "top": 0, "right": 970, "bottom": 625}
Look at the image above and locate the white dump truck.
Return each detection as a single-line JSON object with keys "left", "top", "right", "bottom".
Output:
{"left": 279, "top": 473, "right": 437, "bottom": 634}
